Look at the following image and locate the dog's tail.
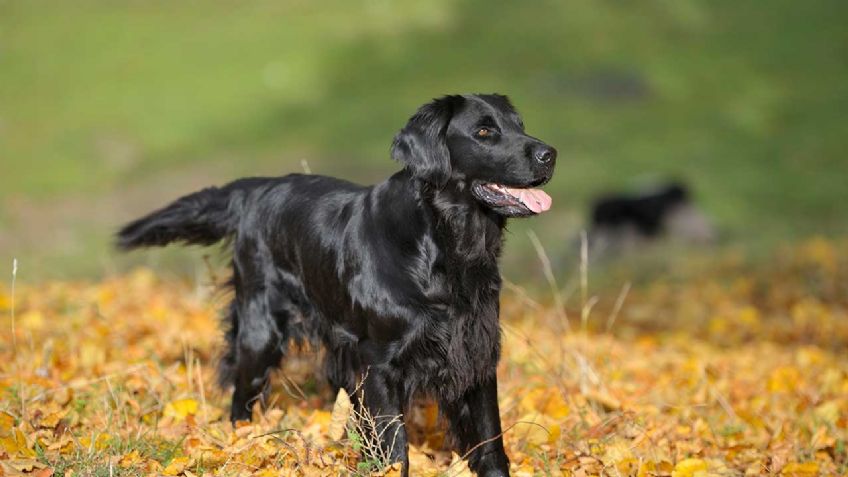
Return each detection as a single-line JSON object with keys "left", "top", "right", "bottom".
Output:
{"left": 116, "top": 178, "right": 269, "bottom": 250}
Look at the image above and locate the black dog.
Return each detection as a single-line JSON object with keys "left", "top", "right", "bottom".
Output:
{"left": 589, "top": 182, "right": 714, "bottom": 254}
{"left": 118, "top": 94, "right": 556, "bottom": 476}
{"left": 591, "top": 183, "right": 688, "bottom": 237}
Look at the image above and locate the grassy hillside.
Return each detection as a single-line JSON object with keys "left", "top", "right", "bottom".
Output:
{"left": 1, "top": 0, "right": 847, "bottom": 279}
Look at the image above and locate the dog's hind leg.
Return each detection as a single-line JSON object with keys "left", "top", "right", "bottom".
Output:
{"left": 228, "top": 290, "right": 285, "bottom": 423}
{"left": 224, "top": 242, "right": 291, "bottom": 423}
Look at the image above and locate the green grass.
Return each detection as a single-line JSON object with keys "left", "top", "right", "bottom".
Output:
{"left": 35, "top": 434, "right": 185, "bottom": 477}
{"left": 1, "top": 0, "right": 847, "bottom": 279}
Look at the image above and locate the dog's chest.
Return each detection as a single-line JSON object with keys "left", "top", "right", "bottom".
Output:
{"left": 400, "top": 284, "right": 502, "bottom": 402}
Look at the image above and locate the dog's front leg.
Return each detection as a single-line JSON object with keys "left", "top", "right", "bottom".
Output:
{"left": 357, "top": 366, "right": 410, "bottom": 475}
{"left": 441, "top": 373, "right": 510, "bottom": 476}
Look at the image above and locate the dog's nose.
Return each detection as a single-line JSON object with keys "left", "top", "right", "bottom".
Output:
{"left": 534, "top": 146, "right": 556, "bottom": 164}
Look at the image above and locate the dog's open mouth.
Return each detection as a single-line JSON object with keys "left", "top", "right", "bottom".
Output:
{"left": 472, "top": 183, "right": 552, "bottom": 216}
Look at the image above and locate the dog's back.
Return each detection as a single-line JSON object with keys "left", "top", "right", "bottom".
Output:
{"left": 117, "top": 174, "right": 366, "bottom": 251}
{"left": 117, "top": 177, "right": 276, "bottom": 250}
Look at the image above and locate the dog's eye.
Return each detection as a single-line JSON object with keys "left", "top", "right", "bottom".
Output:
{"left": 476, "top": 127, "right": 493, "bottom": 138}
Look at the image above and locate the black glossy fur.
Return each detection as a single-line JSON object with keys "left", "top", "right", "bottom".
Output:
{"left": 118, "top": 94, "right": 556, "bottom": 476}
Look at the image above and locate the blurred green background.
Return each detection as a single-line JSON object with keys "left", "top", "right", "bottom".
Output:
{"left": 1, "top": 0, "right": 847, "bottom": 282}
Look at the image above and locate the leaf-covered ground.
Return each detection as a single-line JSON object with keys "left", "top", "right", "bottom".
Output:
{"left": 1, "top": 238, "right": 847, "bottom": 476}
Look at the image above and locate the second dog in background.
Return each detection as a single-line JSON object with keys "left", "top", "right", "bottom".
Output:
{"left": 588, "top": 181, "right": 715, "bottom": 255}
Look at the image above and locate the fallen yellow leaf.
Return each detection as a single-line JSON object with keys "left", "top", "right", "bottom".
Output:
{"left": 542, "top": 390, "right": 570, "bottom": 419}
{"left": 310, "top": 409, "right": 333, "bottom": 427}
{"left": 163, "top": 398, "right": 199, "bottom": 420}
{"left": 0, "top": 290, "right": 11, "bottom": 311}
{"left": 20, "top": 309, "right": 45, "bottom": 330}
{"left": 372, "top": 462, "right": 404, "bottom": 476}
{"left": 515, "top": 414, "right": 560, "bottom": 447}
{"left": 2, "top": 458, "right": 47, "bottom": 472}
{"left": 768, "top": 366, "right": 801, "bottom": 393}
{"left": 39, "top": 409, "right": 67, "bottom": 429}
{"left": 672, "top": 458, "right": 708, "bottom": 477}
{"left": 0, "top": 428, "right": 36, "bottom": 458}
{"left": 119, "top": 449, "right": 143, "bottom": 468}
{"left": 162, "top": 456, "right": 191, "bottom": 476}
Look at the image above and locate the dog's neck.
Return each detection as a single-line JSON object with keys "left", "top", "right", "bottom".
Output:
{"left": 376, "top": 170, "right": 506, "bottom": 265}
{"left": 416, "top": 178, "right": 506, "bottom": 265}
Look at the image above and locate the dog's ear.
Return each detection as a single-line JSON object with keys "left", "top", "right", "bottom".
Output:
{"left": 391, "top": 95, "right": 463, "bottom": 187}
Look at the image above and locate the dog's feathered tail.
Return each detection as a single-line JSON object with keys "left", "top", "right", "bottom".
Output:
{"left": 117, "top": 178, "right": 270, "bottom": 250}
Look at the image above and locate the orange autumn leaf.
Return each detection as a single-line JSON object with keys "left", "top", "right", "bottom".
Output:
{"left": 781, "top": 462, "right": 819, "bottom": 477}
{"left": 0, "top": 412, "right": 15, "bottom": 432}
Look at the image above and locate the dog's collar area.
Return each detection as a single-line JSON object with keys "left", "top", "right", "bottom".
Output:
{"left": 472, "top": 182, "right": 552, "bottom": 215}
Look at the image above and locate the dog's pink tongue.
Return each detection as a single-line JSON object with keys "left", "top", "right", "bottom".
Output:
{"left": 508, "top": 187, "right": 552, "bottom": 213}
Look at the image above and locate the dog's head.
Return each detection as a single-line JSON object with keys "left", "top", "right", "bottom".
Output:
{"left": 392, "top": 94, "right": 556, "bottom": 217}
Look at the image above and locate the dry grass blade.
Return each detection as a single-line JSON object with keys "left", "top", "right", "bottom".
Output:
{"left": 10, "top": 258, "right": 17, "bottom": 355}
{"left": 580, "top": 230, "right": 589, "bottom": 331}
{"left": 300, "top": 159, "right": 312, "bottom": 174}
{"left": 527, "top": 229, "right": 569, "bottom": 332}
{"left": 606, "top": 281, "right": 631, "bottom": 333}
